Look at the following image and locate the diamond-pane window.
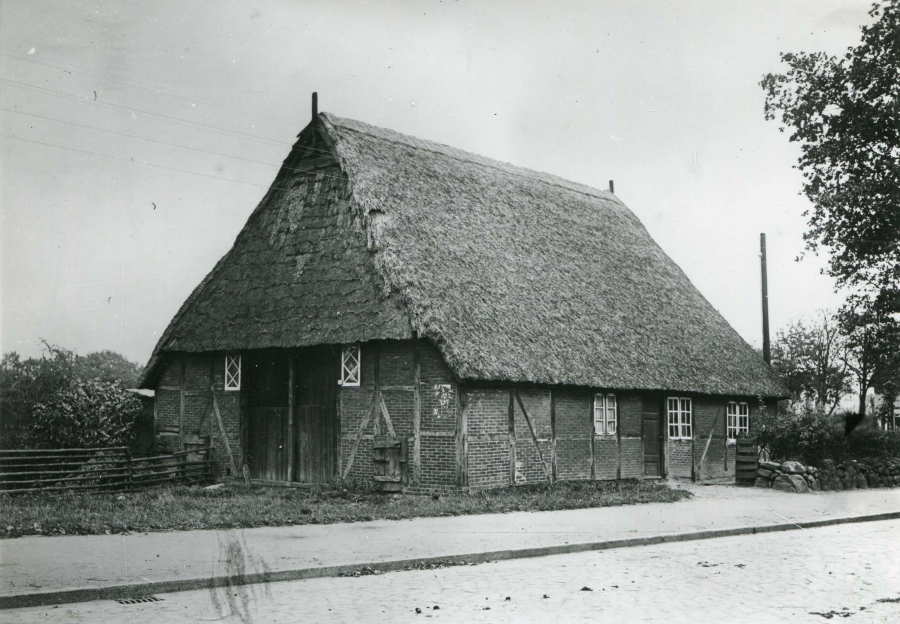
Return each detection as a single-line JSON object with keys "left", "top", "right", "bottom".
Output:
{"left": 225, "top": 353, "right": 241, "bottom": 391}
{"left": 340, "top": 345, "right": 360, "bottom": 387}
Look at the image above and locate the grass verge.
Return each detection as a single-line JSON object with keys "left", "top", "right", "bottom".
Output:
{"left": 0, "top": 479, "right": 691, "bottom": 538}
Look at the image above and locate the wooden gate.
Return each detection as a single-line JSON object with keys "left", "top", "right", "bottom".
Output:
{"left": 373, "top": 437, "right": 407, "bottom": 492}
{"left": 735, "top": 436, "right": 759, "bottom": 485}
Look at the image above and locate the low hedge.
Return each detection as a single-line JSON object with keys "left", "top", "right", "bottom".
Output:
{"left": 756, "top": 407, "right": 900, "bottom": 466}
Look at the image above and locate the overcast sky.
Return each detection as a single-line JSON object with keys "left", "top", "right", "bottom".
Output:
{"left": 0, "top": 0, "right": 875, "bottom": 366}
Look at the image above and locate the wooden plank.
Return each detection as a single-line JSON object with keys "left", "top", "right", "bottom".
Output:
{"left": 589, "top": 393, "right": 596, "bottom": 480}
{"left": 210, "top": 386, "right": 239, "bottom": 477}
{"left": 550, "top": 389, "right": 557, "bottom": 483}
{"left": 287, "top": 355, "right": 295, "bottom": 483}
{"left": 380, "top": 385, "right": 416, "bottom": 392}
{"left": 508, "top": 389, "right": 516, "bottom": 486}
{"left": 514, "top": 390, "right": 551, "bottom": 480}
{"left": 341, "top": 389, "right": 378, "bottom": 479}
{"left": 696, "top": 406, "right": 723, "bottom": 479}
{"left": 456, "top": 386, "right": 469, "bottom": 487}
{"left": 179, "top": 357, "right": 186, "bottom": 450}
{"left": 379, "top": 395, "right": 396, "bottom": 437}
{"left": 412, "top": 344, "right": 421, "bottom": 484}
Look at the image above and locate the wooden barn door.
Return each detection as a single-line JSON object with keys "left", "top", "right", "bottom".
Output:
{"left": 642, "top": 394, "right": 663, "bottom": 477}
{"left": 246, "top": 352, "right": 290, "bottom": 481}
{"left": 293, "top": 346, "right": 339, "bottom": 483}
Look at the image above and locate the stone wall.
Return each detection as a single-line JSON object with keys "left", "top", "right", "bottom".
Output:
{"left": 754, "top": 458, "right": 900, "bottom": 493}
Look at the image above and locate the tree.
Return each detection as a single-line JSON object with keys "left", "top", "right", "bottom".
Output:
{"left": 761, "top": 1, "right": 900, "bottom": 310}
{"left": 0, "top": 343, "right": 77, "bottom": 447}
{"left": 74, "top": 351, "right": 142, "bottom": 388}
{"left": 30, "top": 379, "right": 142, "bottom": 449}
{"left": 0, "top": 343, "right": 144, "bottom": 448}
{"left": 770, "top": 313, "right": 851, "bottom": 414}
{"left": 839, "top": 295, "right": 900, "bottom": 418}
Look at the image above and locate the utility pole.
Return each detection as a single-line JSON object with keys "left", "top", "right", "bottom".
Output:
{"left": 760, "top": 233, "right": 771, "bottom": 365}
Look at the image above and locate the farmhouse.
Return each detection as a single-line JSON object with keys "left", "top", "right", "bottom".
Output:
{"left": 140, "top": 97, "right": 786, "bottom": 493}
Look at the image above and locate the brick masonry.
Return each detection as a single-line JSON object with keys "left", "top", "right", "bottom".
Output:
{"left": 151, "top": 339, "right": 770, "bottom": 490}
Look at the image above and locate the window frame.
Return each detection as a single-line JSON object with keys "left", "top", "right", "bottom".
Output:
{"left": 726, "top": 401, "right": 750, "bottom": 441}
{"left": 667, "top": 397, "right": 692, "bottom": 440}
{"left": 593, "top": 393, "right": 618, "bottom": 436}
{"left": 340, "top": 344, "right": 361, "bottom": 387}
{"left": 224, "top": 353, "right": 241, "bottom": 391}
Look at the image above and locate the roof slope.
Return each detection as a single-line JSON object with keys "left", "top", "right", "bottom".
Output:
{"left": 322, "top": 113, "right": 784, "bottom": 397}
{"left": 142, "top": 111, "right": 785, "bottom": 397}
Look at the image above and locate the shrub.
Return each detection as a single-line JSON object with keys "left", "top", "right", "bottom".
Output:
{"left": 30, "top": 379, "right": 143, "bottom": 449}
{"left": 758, "top": 405, "right": 900, "bottom": 465}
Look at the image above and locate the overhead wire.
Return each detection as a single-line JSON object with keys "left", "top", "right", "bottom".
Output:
{"left": 1, "top": 107, "right": 339, "bottom": 176}
{"left": 0, "top": 51, "right": 304, "bottom": 127}
{"left": 0, "top": 77, "right": 294, "bottom": 147}
{"left": 1, "top": 134, "right": 349, "bottom": 190}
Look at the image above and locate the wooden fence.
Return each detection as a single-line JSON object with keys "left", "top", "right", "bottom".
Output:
{"left": 0, "top": 446, "right": 213, "bottom": 495}
{"left": 735, "top": 437, "right": 759, "bottom": 485}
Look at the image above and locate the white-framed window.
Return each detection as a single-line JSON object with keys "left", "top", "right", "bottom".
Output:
{"left": 727, "top": 401, "right": 750, "bottom": 440}
{"left": 667, "top": 397, "right": 692, "bottom": 439}
{"left": 224, "top": 353, "right": 241, "bottom": 391}
{"left": 594, "top": 394, "right": 617, "bottom": 435}
{"left": 340, "top": 344, "right": 361, "bottom": 387}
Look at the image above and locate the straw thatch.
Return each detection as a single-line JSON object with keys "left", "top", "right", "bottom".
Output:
{"left": 141, "top": 112, "right": 785, "bottom": 398}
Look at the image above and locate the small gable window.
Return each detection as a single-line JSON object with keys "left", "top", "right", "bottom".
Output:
{"left": 727, "top": 402, "right": 749, "bottom": 440}
{"left": 667, "top": 397, "right": 692, "bottom": 440}
{"left": 340, "top": 345, "right": 361, "bottom": 387}
{"left": 224, "top": 353, "right": 241, "bottom": 391}
{"left": 594, "top": 394, "right": 617, "bottom": 435}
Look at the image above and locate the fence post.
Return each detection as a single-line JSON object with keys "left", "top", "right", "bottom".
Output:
{"left": 125, "top": 448, "right": 133, "bottom": 492}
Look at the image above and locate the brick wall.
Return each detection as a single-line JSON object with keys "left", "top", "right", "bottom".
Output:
{"left": 339, "top": 339, "right": 461, "bottom": 489}
{"left": 466, "top": 388, "right": 510, "bottom": 490}
{"left": 555, "top": 389, "right": 591, "bottom": 480}
{"left": 152, "top": 352, "right": 242, "bottom": 476}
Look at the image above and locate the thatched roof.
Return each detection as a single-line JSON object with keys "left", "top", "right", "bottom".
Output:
{"left": 141, "top": 112, "right": 786, "bottom": 398}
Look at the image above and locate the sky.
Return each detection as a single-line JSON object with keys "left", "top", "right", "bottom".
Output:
{"left": 0, "top": 0, "right": 877, "bottom": 366}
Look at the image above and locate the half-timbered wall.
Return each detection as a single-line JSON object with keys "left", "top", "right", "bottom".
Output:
{"left": 153, "top": 352, "right": 242, "bottom": 476}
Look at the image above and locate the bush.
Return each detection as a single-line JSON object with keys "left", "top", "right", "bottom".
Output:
{"left": 758, "top": 405, "right": 900, "bottom": 465}
{"left": 30, "top": 380, "right": 143, "bottom": 449}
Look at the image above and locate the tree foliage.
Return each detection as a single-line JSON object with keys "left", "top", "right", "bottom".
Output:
{"left": 839, "top": 295, "right": 900, "bottom": 417}
{"left": 770, "top": 313, "right": 851, "bottom": 414}
{"left": 30, "top": 380, "right": 142, "bottom": 449}
{"left": 761, "top": 1, "right": 900, "bottom": 308}
{"left": 0, "top": 343, "right": 144, "bottom": 448}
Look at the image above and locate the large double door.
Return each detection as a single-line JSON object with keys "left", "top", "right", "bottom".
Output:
{"left": 246, "top": 347, "right": 339, "bottom": 483}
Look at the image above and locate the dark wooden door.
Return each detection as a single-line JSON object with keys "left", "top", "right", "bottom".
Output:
{"left": 293, "top": 346, "right": 339, "bottom": 483}
{"left": 246, "top": 352, "right": 290, "bottom": 481}
{"left": 642, "top": 394, "right": 662, "bottom": 477}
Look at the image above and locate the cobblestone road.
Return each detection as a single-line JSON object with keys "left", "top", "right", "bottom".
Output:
{"left": 7, "top": 520, "right": 900, "bottom": 623}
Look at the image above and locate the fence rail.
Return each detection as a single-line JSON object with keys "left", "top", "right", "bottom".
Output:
{"left": 0, "top": 446, "right": 213, "bottom": 495}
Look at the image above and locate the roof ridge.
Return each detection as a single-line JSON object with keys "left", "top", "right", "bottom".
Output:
{"left": 320, "top": 112, "right": 623, "bottom": 208}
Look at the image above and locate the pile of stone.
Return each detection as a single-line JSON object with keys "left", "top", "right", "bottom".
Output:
{"left": 816, "top": 458, "right": 900, "bottom": 491}
{"left": 755, "top": 461, "right": 818, "bottom": 493}
{"left": 754, "top": 458, "right": 900, "bottom": 493}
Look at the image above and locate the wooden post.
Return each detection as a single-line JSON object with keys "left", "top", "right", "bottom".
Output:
{"left": 550, "top": 389, "right": 557, "bottom": 483}
{"left": 761, "top": 233, "right": 771, "bottom": 365}
{"left": 514, "top": 390, "right": 551, "bottom": 480}
{"left": 287, "top": 354, "right": 295, "bottom": 483}
{"left": 589, "top": 393, "right": 596, "bottom": 480}
{"left": 373, "top": 344, "right": 381, "bottom": 437}
{"left": 616, "top": 395, "right": 622, "bottom": 480}
{"left": 456, "top": 385, "right": 468, "bottom": 487}
{"left": 151, "top": 395, "right": 158, "bottom": 455}
{"left": 240, "top": 358, "right": 250, "bottom": 481}
{"left": 125, "top": 448, "right": 133, "bottom": 492}
{"left": 508, "top": 389, "right": 516, "bottom": 487}
{"left": 211, "top": 387, "right": 239, "bottom": 477}
{"left": 412, "top": 344, "right": 422, "bottom": 483}
{"left": 179, "top": 357, "right": 186, "bottom": 450}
